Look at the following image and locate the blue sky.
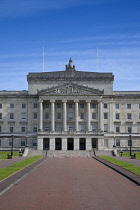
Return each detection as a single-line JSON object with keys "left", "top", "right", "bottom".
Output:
{"left": 0, "top": 0, "right": 140, "bottom": 91}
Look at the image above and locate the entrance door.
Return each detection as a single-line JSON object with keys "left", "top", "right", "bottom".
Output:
{"left": 79, "top": 138, "right": 86, "bottom": 150}
{"left": 55, "top": 138, "right": 62, "bottom": 150}
{"left": 67, "top": 138, "right": 74, "bottom": 150}
{"left": 43, "top": 138, "right": 49, "bottom": 150}
{"left": 92, "top": 138, "right": 98, "bottom": 149}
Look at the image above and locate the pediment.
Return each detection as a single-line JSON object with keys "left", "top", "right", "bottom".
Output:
{"left": 38, "top": 83, "right": 104, "bottom": 95}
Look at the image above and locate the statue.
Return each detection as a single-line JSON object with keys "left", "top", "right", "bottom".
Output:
{"left": 68, "top": 58, "right": 73, "bottom": 68}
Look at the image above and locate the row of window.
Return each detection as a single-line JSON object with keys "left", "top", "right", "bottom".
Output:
{"left": 0, "top": 139, "right": 37, "bottom": 147}
{"left": 104, "top": 124, "right": 134, "bottom": 133}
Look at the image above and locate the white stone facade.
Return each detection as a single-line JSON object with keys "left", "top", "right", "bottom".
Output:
{"left": 0, "top": 59, "right": 140, "bottom": 151}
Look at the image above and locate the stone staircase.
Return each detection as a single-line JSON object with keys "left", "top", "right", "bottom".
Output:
{"left": 26, "top": 148, "right": 46, "bottom": 157}
{"left": 93, "top": 150, "right": 113, "bottom": 157}
{"left": 47, "top": 150, "right": 92, "bottom": 157}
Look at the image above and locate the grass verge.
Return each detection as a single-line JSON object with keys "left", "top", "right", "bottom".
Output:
{"left": 99, "top": 156, "right": 134, "bottom": 166}
{"left": 0, "top": 151, "right": 19, "bottom": 159}
{"left": 11, "top": 156, "right": 43, "bottom": 167}
{"left": 0, "top": 167, "right": 23, "bottom": 181}
{"left": 124, "top": 166, "right": 140, "bottom": 176}
{"left": 118, "top": 151, "right": 140, "bottom": 159}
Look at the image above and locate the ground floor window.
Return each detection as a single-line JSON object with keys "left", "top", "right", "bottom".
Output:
{"left": 116, "top": 139, "right": 120, "bottom": 147}
{"left": 43, "top": 138, "right": 49, "bottom": 150}
{"left": 0, "top": 139, "right": 1, "bottom": 147}
{"left": 67, "top": 138, "right": 74, "bottom": 150}
{"left": 21, "top": 140, "right": 26, "bottom": 147}
{"left": 33, "top": 139, "right": 37, "bottom": 147}
{"left": 9, "top": 140, "right": 12, "bottom": 147}
{"left": 128, "top": 139, "right": 132, "bottom": 147}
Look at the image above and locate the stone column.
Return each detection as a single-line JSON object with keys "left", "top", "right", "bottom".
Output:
{"left": 38, "top": 100, "right": 43, "bottom": 131}
{"left": 74, "top": 137, "right": 79, "bottom": 150}
{"left": 74, "top": 100, "right": 79, "bottom": 131}
{"left": 50, "top": 138, "right": 55, "bottom": 150}
{"left": 37, "top": 136, "right": 43, "bottom": 150}
{"left": 50, "top": 100, "right": 55, "bottom": 132}
{"left": 62, "top": 138, "right": 67, "bottom": 150}
{"left": 62, "top": 100, "right": 67, "bottom": 132}
{"left": 86, "top": 138, "right": 92, "bottom": 150}
{"left": 98, "top": 101, "right": 103, "bottom": 132}
{"left": 86, "top": 100, "right": 91, "bottom": 132}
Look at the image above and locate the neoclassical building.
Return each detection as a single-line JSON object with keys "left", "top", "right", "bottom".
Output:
{"left": 0, "top": 58, "right": 140, "bottom": 151}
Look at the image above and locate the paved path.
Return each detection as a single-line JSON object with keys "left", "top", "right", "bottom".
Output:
{"left": 0, "top": 156, "right": 28, "bottom": 169}
{"left": 0, "top": 157, "right": 140, "bottom": 210}
{"left": 115, "top": 156, "right": 140, "bottom": 166}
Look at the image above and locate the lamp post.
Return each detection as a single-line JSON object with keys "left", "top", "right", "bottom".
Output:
{"left": 129, "top": 132, "right": 132, "bottom": 156}
{"left": 11, "top": 133, "right": 14, "bottom": 157}
{"left": 26, "top": 134, "right": 28, "bottom": 147}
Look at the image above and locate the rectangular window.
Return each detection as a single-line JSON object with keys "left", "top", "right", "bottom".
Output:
{"left": 45, "top": 113, "right": 49, "bottom": 119}
{"left": 80, "top": 113, "right": 84, "bottom": 119}
{"left": 9, "top": 125, "right": 14, "bottom": 133}
{"left": 57, "top": 103, "right": 61, "bottom": 108}
{"left": 68, "top": 103, "right": 73, "bottom": 108}
{"left": 104, "top": 124, "right": 108, "bottom": 132}
{"left": 33, "top": 140, "right": 37, "bottom": 147}
{"left": 80, "top": 104, "right": 84, "bottom": 109}
{"left": 127, "top": 104, "right": 131, "bottom": 109}
{"left": 22, "top": 103, "right": 26, "bottom": 109}
{"left": 104, "top": 103, "right": 108, "bottom": 108}
{"left": 21, "top": 140, "right": 26, "bottom": 147}
{"left": 9, "top": 140, "right": 12, "bottom": 147}
{"left": 21, "top": 125, "right": 26, "bottom": 133}
{"left": 68, "top": 113, "right": 73, "bottom": 120}
{"left": 115, "top": 113, "right": 120, "bottom": 120}
{"left": 44, "top": 124, "right": 50, "bottom": 131}
{"left": 139, "top": 114, "right": 140, "bottom": 119}
{"left": 0, "top": 104, "right": 2, "bottom": 109}
{"left": 127, "top": 113, "right": 132, "bottom": 120}
{"left": 0, "top": 139, "right": 1, "bottom": 147}
{"left": 0, "top": 125, "right": 2, "bottom": 132}
{"left": 139, "top": 104, "right": 140, "bottom": 109}
{"left": 80, "top": 124, "right": 85, "bottom": 131}
{"left": 128, "top": 125, "right": 132, "bottom": 133}
{"left": 92, "top": 124, "right": 97, "bottom": 132}
{"left": 116, "top": 125, "right": 120, "bottom": 133}
{"left": 92, "top": 113, "right": 96, "bottom": 119}
{"left": 68, "top": 124, "right": 73, "bottom": 131}
{"left": 104, "top": 113, "right": 108, "bottom": 119}
{"left": 10, "top": 103, "right": 14, "bottom": 108}
{"left": 116, "top": 139, "right": 120, "bottom": 147}
{"left": 115, "top": 104, "right": 119, "bottom": 109}
{"left": 56, "top": 124, "right": 62, "bottom": 132}
{"left": 33, "top": 124, "right": 37, "bottom": 132}
{"left": 138, "top": 124, "right": 140, "bottom": 133}
{"left": 0, "top": 113, "right": 2, "bottom": 119}
{"left": 57, "top": 113, "right": 61, "bottom": 120}
{"left": 92, "top": 104, "right": 96, "bottom": 109}
{"left": 45, "top": 103, "right": 49, "bottom": 108}
{"left": 21, "top": 113, "right": 26, "bottom": 119}
{"left": 34, "top": 113, "right": 37, "bottom": 119}
{"left": 33, "top": 103, "right": 38, "bottom": 108}
{"left": 10, "top": 113, "right": 14, "bottom": 119}
{"left": 104, "top": 139, "right": 108, "bottom": 147}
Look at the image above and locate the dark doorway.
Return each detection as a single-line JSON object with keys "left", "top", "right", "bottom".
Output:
{"left": 79, "top": 138, "right": 86, "bottom": 150}
{"left": 55, "top": 138, "right": 62, "bottom": 150}
{"left": 92, "top": 139, "right": 97, "bottom": 149}
{"left": 67, "top": 138, "right": 74, "bottom": 150}
{"left": 43, "top": 138, "right": 49, "bottom": 150}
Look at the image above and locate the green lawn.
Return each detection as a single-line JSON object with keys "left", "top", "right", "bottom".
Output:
{"left": 124, "top": 166, "right": 140, "bottom": 176}
{"left": 0, "top": 151, "right": 19, "bottom": 159}
{"left": 11, "top": 156, "right": 43, "bottom": 167}
{"left": 99, "top": 156, "right": 134, "bottom": 166}
{"left": 118, "top": 151, "right": 140, "bottom": 159}
{"left": 0, "top": 156, "right": 43, "bottom": 181}
{"left": 0, "top": 167, "right": 23, "bottom": 181}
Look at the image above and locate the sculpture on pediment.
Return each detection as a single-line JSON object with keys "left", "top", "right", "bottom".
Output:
{"left": 66, "top": 58, "right": 75, "bottom": 70}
